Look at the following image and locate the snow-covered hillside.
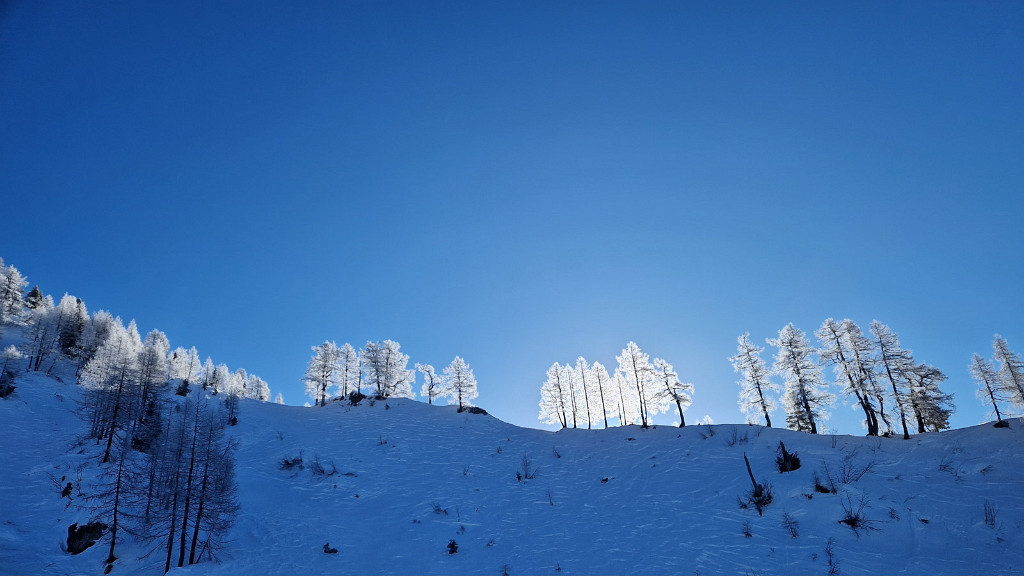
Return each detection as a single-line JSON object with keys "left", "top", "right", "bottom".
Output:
{"left": 2, "top": 372, "right": 1023, "bottom": 575}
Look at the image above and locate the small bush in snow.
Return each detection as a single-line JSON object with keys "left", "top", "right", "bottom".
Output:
{"left": 825, "top": 537, "right": 840, "bottom": 575}
{"left": 431, "top": 502, "right": 449, "bottom": 516}
{"left": 776, "top": 441, "right": 801, "bottom": 473}
{"left": 517, "top": 455, "right": 538, "bottom": 481}
{"left": 447, "top": 539, "right": 458, "bottom": 554}
{"left": 814, "top": 471, "right": 837, "bottom": 494}
{"left": 839, "top": 494, "right": 877, "bottom": 537}
{"left": 782, "top": 512, "right": 799, "bottom": 537}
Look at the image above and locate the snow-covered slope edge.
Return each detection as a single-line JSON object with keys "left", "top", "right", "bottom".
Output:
{"left": 3, "top": 374, "right": 1023, "bottom": 575}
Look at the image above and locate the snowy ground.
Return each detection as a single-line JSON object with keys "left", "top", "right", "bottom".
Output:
{"left": 2, "top": 373, "right": 1023, "bottom": 575}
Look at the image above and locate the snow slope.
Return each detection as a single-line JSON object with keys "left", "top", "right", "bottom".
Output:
{"left": 2, "top": 373, "right": 1023, "bottom": 575}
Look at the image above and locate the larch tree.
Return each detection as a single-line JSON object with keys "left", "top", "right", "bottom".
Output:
{"left": 169, "top": 347, "right": 201, "bottom": 387}
{"left": 138, "top": 331, "right": 171, "bottom": 402}
{"left": 443, "top": 355, "right": 478, "bottom": 411}
{"left": 906, "top": 362, "right": 954, "bottom": 432}
{"left": 869, "top": 321, "right": 915, "bottom": 439}
{"left": 0, "top": 264, "right": 27, "bottom": 324}
{"left": 574, "top": 357, "right": 598, "bottom": 429}
{"left": 25, "top": 285, "right": 45, "bottom": 310}
{"left": 80, "top": 318, "right": 143, "bottom": 463}
{"left": 361, "top": 340, "right": 415, "bottom": 399}
{"left": 768, "top": 323, "right": 834, "bottom": 434}
{"left": 730, "top": 332, "right": 778, "bottom": 427}
{"left": 416, "top": 363, "right": 444, "bottom": 404}
{"left": 303, "top": 341, "right": 343, "bottom": 407}
{"left": 538, "top": 362, "right": 569, "bottom": 428}
{"left": 614, "top": 370, "right": 639, "bottom": 426}
{"left": 972, "top": 354, "right": 1007, "bottom": 423}
{"left": 652, "top": 357, "right": 693, "bottom": 427}
{"left": 616, "top": 342, "right": 658, "bottom": 427}
{"left": 992, "top": 335, "right": 1024, "bottom": 408}
{"left": 817, "top": 319, "right": 880, "bottom": 436}
{"left": 591, "top": 361, "right": 617, "bottom": 428}
{"left": 338, "top": 343, "right": 360, "bottom": 397}
{"left": 841, "top": 319, "right": 893, "bottom": 434}
{"left": 245, "top": 374, "right": 270, "bottom": 401}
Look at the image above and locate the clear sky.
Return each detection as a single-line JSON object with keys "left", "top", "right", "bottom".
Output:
{"left": 2, "top": 2, "right": 1022, "bottom": 433}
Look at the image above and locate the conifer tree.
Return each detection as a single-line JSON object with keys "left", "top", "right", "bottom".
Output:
{"left": 992, "top": 335, "right": 1024, "bottom": 408}
{"left": 972, "top": 354, "right": 1006, "bottom": 423}
{"left": 768, "top": 323, "right": 834, "bottom": 434}
{"left": 538, "top": 362, "right": 569, "bottom": 428}
{"left": 338, "top": 343, "right": 360, "bottom": 397}
{"left": 616, "top": 342, "right": 658, "bottom": 427}
{"left": 416, "top": 363, "right": 444, "bottom": 404}
{"left": 817, "top": 319, "right": 880, "bottom": 435}
{"left": 906, "top": 363, "right": 954, "bottom": 432}
{"left": 869, "top": 321, "right": 915, "bottom": 439}
{"left": 443, "top": 356, "right": 477, "bottom": 411}
{"left": 0, "top": 264, "right": 27, "bottom": 324}
{"left": 591, "top": 361, "right": 617, "bottom": 428}
{"left": 652, "top": 357, "right": 693, "bottom": 427}
{"left": 730, "top": 333, "right": 778, "bottom": 427}
{"left": 574, "top": 357, "right": 597, "bottom": 429}
{"left": 303, "top": 341, "right": 343, "bottom": 406}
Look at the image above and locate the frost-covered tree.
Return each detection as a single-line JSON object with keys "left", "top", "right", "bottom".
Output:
{"left": 24, "top": 285, "right": 45, "bottom": 310}
{"left": 81, "top": 318, "right": 143, "bottom": 463}
{"left": 361, "top": 340, "right": 415, "bottom": 399}
{"left": 274, "top": 392, "right": 285, "bottom": 404}
{"left": 76, "top": 310, "right": 117, "bottom": 383}
{"left": 730, "top": 333, "right": 778, "bottom": 427}
{"left": 817, "top": 319, "right": 880, "bottom": 436}
{"left": 21, "top": 294, "right": 55, "bottom": 371}
{"left": 652, "top": 357, "right": 693, "bottom": 427}
{"left": 208, "top": 364, "right": 232, "bottom": 396}
{"left": 245, "top": 374, "right": 270, "bottom": 401}
{"left": 443, "top": 356, "right": 477, "bottom": 410}
{"left": 614, "top": 370, "right": 639, "bottom": 426}
{"left": 137, "top": 330, "right": 171, "bottom": 414}
{"left": 538, "top": 362, "right": 569, "bottom": 428}
{"left": 992, "top": 336, "right": 1024, "bottom": 408}
{"left": 199, "top": 358, "right": 216, "bottom": 391}
{"left": 768, "top": 323, "right": 834, "bottom": 434}
{"left": 906, "top": 363, "right": 954, "bottom": 432}
{"left": 169, "top": 347, "right": 201, "bottom": 386}
{"left": 338, "top": 343, "right": 360, "bottom": 397}
{"left": 840, "top": 320, "right": 893, "bottom": 434}
{"left": 616, "top": 342, "right": 658, "bottom": 427}
{"left": 591, "top": 361, "right": 617, "bottom": 428}
{"left": 303, "top": 341, "right": 343, "bottom": 407}
{"left": 574, "top": 357, "right": 599, "bottom": 429}
{"left": 869, "top": 321, "right": 915, "bottom": 439}
{"left": 59, "top": 297, "right": 89, "bottom": 359}
{"left": 0, "top": 264, "right": 27, "bottom": 324}
{"left": 416, "top": 363, "right": 444, "bottom": 404}
{"left": 972, "top": 354, "right": 1007, "bottom": 423}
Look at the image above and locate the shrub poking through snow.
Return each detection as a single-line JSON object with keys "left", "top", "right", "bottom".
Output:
{"left": 741, "top": 453, "right": 773, "bottom": 515}
{"left": 776, "top": 441, "right": 801, "bottom": 473}
{"left": 447, "top": 539, "right": 458, "bottom": 554}
{"left": 839, "top": 494, "right": 877, "bottom": 537}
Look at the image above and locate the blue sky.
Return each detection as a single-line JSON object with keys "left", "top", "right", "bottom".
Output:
{"left": 2, "top": 1, "right": 1022, "bottom": 433}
